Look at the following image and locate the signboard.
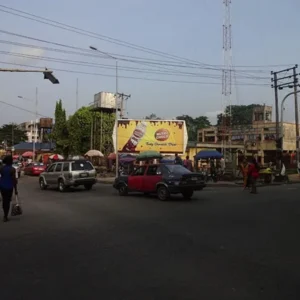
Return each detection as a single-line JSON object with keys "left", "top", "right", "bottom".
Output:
{"left": 39, "top": 118, "right": 53, "bottom": 129}
{"left": 112, "top": 119, "right": 188, "bottom": 154}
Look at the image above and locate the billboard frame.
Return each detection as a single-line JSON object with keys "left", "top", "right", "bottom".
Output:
{"left": 112, "top": 119, "right": 188, "bottom": 155}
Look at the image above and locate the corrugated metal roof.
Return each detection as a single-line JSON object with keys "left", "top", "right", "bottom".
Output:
{"left": 13, "top": 142, "right": 56, "bottom": 151}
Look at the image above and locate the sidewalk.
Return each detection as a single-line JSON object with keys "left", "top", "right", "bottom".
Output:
{"left": 288, "top": 174, "right": 300, "bottom": 183}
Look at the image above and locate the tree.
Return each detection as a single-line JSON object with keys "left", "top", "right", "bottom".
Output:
{"left": 217, "top": 104, "right": 261, "bottom": 127}
{"left": 0, "top": 123, "right": 27, "bottom": 147}
{"left": 67, "top": 107, "right": 92, "bottom": 155}
{"left": 145, "top": 113, "right": 161, "bottom": 120}
{"left": 51, "top": 99, "right": 68, "bottom": 156}
{"left": 176, "top": 115, "right": 211, "bottom": 142}
{"left": 67, "top": 107, "right": 115, "bottom": 155}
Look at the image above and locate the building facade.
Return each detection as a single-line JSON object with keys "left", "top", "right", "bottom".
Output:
{"left": 18, "top": 121, "right": 41, "bottom": 143}
{"left": 197, "top": 106, "right": 299, "bottom": 164}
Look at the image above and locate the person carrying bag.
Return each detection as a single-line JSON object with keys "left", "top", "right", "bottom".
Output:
{"left": 11, "top": 191, "right": 22, "bottom": 217}
{"left": 0, "top": 155, "right": 19, "bottom": 222}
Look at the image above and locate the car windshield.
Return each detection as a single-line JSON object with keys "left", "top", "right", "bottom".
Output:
{"left": 33, "top": 163, "right": 44, "bottom": 166}
{"left": 71, "top": 161, "right": 93, "bottom": 171}
{"left": 164, "top": 164, "right": 191, "bottom": 174}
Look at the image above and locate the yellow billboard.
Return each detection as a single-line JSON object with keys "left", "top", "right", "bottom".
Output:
{"left": 113, "top": 119, "right": 187, "bottom": 154}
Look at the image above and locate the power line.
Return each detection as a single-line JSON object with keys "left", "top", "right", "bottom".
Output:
{"left": 0, "top": 50, "right": 270, "bottom": 81}
{"left": 0, "top": 39, "right": 289, "bottom": 74}
{"left": 0, "top": 5, "right": 295, "bottom": 70}
{"left": 0, "top": 61, "right": 270, "bottom": 86}
{"left": 0, "top": 35, "right": 283, "bottom": 78}
{"left": 0, "top": 5, "right": 218, "bottom": 66}
{"left": 0, "top": 99, "right": 48, "bottom": 117}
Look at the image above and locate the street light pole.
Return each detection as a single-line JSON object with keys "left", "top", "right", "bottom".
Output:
{"left": 18, "top": 89, "right": 38, "bottom": 161}
{"left": 115, "top": 60, "right": 119, "bottom": 178}
{"left": 280, "top": 90, "right": 300, "bottom": 160}
{"left": 33, "top": 87, "right": 38, "bottom": 162}
{"left": 89, "top": 46, "right": 119, "bottom": 178}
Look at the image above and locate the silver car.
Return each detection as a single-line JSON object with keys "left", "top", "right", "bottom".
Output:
{"left": 39, "top": 160, "right": 97, "bottom": 192}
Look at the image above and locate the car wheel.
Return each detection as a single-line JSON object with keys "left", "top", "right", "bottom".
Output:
{"left": 182, "top": 190, "right": 194, "bottom": 200}
{"left": 84, "top": 184, "right": 93, "bottom": 190}
{"left": 58, "top": 179, "right": 66, "bottom": 192}
{"left": 157, "top": 186, "right": 170, "bottom": 201}
{"left": 118, "top": 184, "right": 128, "bottom": 196}
{"left": 39, "top": 178, "right": 47, "bottom": 190}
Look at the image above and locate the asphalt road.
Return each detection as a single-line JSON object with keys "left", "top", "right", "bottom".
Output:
{"left": 0, "top": 177, "right": 300, "bottom": 300}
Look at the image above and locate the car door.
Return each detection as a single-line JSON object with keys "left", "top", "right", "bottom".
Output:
{"left": 143, "top": 165, "right": 163, "bottom": 192}
{"left": 44, "top": 163, "right": 56, "bottom": 184}
{"left": 128, "top": 166, "right": 146, "bottom": 191}
{"left": 54, "top": 163, "right": 63, "bottom": 180}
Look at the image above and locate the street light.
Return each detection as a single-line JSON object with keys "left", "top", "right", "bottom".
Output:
{"left": 280, "top": 90, "right": 300, "bottom": 163}
{"left": 18, "top": 87, "right": 38, "bottom": 162}
{"left": 89, "top": 46, "right": 119, "bottom": 177}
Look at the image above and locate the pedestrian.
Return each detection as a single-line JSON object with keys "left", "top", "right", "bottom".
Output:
{"left": 183, "top": 156, "right": 193, "bottom": 171}
{"left": 248, "top": 158, "right": 260, "bottom": 194}
{"left": 240, "top": 159, "right": 249, "bottom": 189}
{"left": 174, "top": 153, "right": 183, "bottom": 165}
{"left": 0, "top": 155, "right": 18, "bottom": 222}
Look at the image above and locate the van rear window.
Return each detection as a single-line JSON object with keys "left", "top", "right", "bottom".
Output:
{"left": 71, "top": 161, "right": 93, "bottom": 171}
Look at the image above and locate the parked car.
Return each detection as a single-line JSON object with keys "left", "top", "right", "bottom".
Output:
{"left": 39, "top": 160, "right": 97, "bottom": 192}
{"left": 12, "top": 162, "right": 22, "bottom": 178}
{"left": 113, "top": 163, "right": 206, "bottom": 201}
{"left": 24, "top": 162, "right": 47, "bottom": 176}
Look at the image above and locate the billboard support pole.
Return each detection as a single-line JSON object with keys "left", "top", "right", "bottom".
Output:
{"left": 115, "top": 60, "right": 119, "bottom": 178}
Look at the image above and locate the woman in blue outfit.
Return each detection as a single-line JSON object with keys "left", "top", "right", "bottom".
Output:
{"left": 0, "top": 155, "right": 17, "bottom": 222}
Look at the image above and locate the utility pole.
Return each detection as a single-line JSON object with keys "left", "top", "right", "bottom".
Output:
{"left": 221, "top": 0, "right": 232, "bottom": 161}
{"left": 118, "top": 93, "right": 131, "bottom": 118}
{"left": 33, "top": 87, "right": 38, "bottom": 162}
{"left": 11, "top": 124, "right": 14, "bottom": 150}
{"left": 271, "top": 65, "right": 299, "bottom": 167}
{"left": 76, "top": 78, "right": 79, "bottom": 111}
{"left": 293, "top": 65, "right": 299, "bottom": 163}
{"left": 272, "top": 72, "right": 279, "bottom": 140}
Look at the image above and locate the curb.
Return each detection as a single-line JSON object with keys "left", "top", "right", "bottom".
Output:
{"left": 97, "top": 179, "right": 114, "bottom": 185}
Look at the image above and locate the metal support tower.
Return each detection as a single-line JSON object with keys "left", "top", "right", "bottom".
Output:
{"left": 222, "top": 0, "right": 232, "bottom": 160}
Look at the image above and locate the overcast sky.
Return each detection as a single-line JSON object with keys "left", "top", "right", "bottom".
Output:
{"left": 0, "top": 0, "right": 299, "bottom": 126}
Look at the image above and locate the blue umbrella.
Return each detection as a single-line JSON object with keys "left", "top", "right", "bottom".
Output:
{"left": 194, "top": 150, "right": 223, "bottom": 160}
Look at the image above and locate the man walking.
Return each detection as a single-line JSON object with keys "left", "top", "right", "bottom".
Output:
{"left": 174, "top": 153, "right": 183, "bottom": 165}
{"left": 183, "top": 156, "right": 193, "bottom": 171}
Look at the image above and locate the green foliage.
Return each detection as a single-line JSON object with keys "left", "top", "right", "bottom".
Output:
{"left": 176, "top": 115, "right": 211, "bottom": 142}
{"left": 51, "top": 99, "right": 68, "bottom": 156}
{"left": 67, "top": 107, "right": 115, "bottom": 155}
{"left": 145, "top": 113, "right": 161, "bottom": 120}
{"left": 217, "top": 104, "right": 261, "bottom": 127}
{"left": 67, "top": 107, "right": 92, "bottom": 155}
{"left": 0, "top": 123, "right": 27, "bottom": 147}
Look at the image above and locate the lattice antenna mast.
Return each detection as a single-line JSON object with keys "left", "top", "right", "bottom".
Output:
{"left": 222, "top": 0, "right": 232, "bottom": 156}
